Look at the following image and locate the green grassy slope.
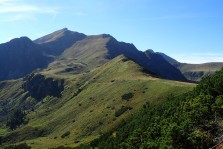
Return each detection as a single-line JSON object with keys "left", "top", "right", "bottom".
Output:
{"left": 0, "top": 56, "right": 194, "bottom": 149}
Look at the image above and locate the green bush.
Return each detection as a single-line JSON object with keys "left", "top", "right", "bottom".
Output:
{"left": 121, "top": 92, "right": 134, "bottom": 101}
{"left": 61, "top": 131, "right": 70, "bottom": 138}
{"left": 115, "top": 106, "right": 132, "bottom": 117}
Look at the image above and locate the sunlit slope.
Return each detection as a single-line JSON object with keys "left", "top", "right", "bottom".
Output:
{"left": 0, "top": 56, "right": 194, "bottom": 148}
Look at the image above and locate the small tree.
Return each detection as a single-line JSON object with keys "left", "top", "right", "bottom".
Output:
{"left": 6, "top": 109, "right": 26, "bottom": 130}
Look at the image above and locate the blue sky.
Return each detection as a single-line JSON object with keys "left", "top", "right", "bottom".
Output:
{"left": 0, "top": 0, "right": 223, "bottom": 63}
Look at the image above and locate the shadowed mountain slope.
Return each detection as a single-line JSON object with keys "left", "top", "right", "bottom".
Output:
{"left": 156, "top": 52, "right": 178, "bottom": 64}
{"left": 0, "top": 37, "right": 52, "bottom": 81}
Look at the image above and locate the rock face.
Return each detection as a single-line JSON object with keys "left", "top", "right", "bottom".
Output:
{"left": 0, "top": 37, "right": 52, "bottom": 81}
{"left": 22, "top": 74, "right": 64, "bottom": 101}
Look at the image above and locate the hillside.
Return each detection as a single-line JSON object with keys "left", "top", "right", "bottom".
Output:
{"left": 0, "top": 56, "right": 194, "bottom": 148}
{"left": 0, "top": 37, "right": 52, "bottom": 81}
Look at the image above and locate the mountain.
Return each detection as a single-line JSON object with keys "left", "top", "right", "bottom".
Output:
{"left": 34, "top": 28, "right": 87, "bottom": 56}
{"left": 157, "top": 52, "right": 223, "bottom": 81}
{"left": 0, "top": 37, "right": 52, "bottom": 81}
{"left": 47, "top": 33, "right": 186, "bottom": 81}
{"left": 0, "top": 55, "right": 194, "bottom": 148}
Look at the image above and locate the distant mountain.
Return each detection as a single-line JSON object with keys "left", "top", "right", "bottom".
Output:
{"left": 174, "top": 62, "right": 223, "bottom": 81}
{"left": 0, "top": 37, "right": 52, "bottom": 80}
{"left": 157, "top": 52, "right": 223, "bottom": 81}
{"left": 34, "top": 28, "right": 86, "bottom": 56}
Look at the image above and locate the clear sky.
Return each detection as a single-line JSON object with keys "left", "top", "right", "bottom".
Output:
{"left": 0, "top": 0, "right": 223, "bottom": 63}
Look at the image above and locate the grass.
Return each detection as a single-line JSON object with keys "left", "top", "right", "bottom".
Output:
{"left": 0, "top": 56, "right": 195, "bottom": 149}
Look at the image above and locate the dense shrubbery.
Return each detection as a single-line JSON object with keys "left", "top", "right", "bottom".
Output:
{"left": 77, "top": 68, "right": 223, "bottom": 149}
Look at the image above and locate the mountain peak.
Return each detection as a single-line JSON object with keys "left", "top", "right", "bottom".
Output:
{"left": 7, "top": 36, "right": 34, "bottom": 47}
{"left": 34, "top": 28, "right": 87, "bottom": 56}
{"left": 145, "top": 49, "right": 155, "bottom": 54}
{"left": 55, "top": 28, "right": 72, "bottom": 34}
{"left": 61, "top": 27, "right": 68, "bottom": 31}
{"left": 101, "top": 34, "right": 113, "bottom": 38}
{"left": 10, "top": 36, "right": 32, "bottom": 43}
{"left": 34, "top": 28, "right": 86, "bottom": 44}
